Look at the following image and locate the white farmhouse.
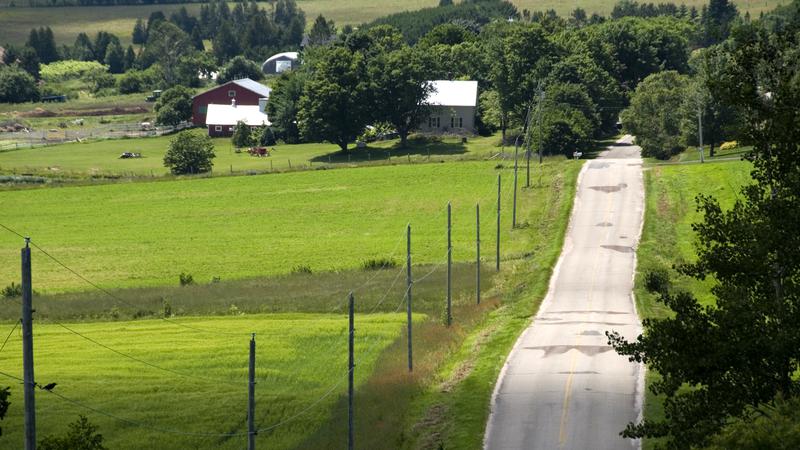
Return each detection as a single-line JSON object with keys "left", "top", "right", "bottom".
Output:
{"left": 420, "top": 80, "right": 478, "bottom": 134}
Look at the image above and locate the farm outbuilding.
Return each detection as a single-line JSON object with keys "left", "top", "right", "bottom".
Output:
{"left": 261, "top": 52, "right": 299, "bottom": 75}
{"left": 206, "top": 98, "right": 271, "bottom": 137}
{"left": 192, "top": 78, "right": 272, "bottom": 126}
{"left": 419, "top": 80, "right": 478, "bottom": 134}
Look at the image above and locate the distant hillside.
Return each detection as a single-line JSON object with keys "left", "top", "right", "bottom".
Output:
{"left": 0, "top": 0, "right": 784, "bottom": 45}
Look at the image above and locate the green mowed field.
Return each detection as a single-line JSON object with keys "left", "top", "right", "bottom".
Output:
{"left": 0, "top": 130, "right": 499, "bottom": 177}
{"left": 0, "top": 158, "right": 565, "bottom": 292}
{"left": 0, "top": 312, "right": 416, "bottom": 449}
{"left": 636, "top": 157, "right": 753, "bottom": 449}
{"left": 0, "top": 0, "right": 782, "bottom": 45}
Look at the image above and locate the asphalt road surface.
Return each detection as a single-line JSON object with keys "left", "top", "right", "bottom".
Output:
{"left": 484, "top": 136, "right": 645, "bottom": 450}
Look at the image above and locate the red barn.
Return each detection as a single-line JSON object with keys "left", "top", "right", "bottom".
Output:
{"left": 192, "top": 78, "right": 272, "bottom": 126}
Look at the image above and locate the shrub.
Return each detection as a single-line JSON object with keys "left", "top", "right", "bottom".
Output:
{"left": 0, "top": 65, "right": 39, "bottom": 103}
{"left": 720, "top": 141, "right": 739, "bottom": 151}
{"left": 361, "top": 258, "right": 398, "bottom": 271}
{"left": 40, "top": 60, "right": 108, "bottom": 83}
{"left": 154, "top": 86, "right": 193, "bottom": 126}
{"left": 1, "top": 282, "right": 22, "bottom": 298}
{"left": 39, "top": 415, "right": 107, "bottom": 450}
{"left": 162, "top": 298, "right": 172, "bottom": 317}
{"left": 291, "top": 265, "right": 313, "bottom": 275}
{"left": 164, "top": 131, "right": 215, "bottom": 175}
{"left": 178, "top": 272, "right": 194, "bottom": 286}
{"left": 228, "top": 304, "right": 241, "bottom": 315}
{"left": 644, "top": 267, "right": 670, "bottom": 294}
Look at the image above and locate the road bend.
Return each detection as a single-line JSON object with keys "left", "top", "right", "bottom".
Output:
{"left": 484, "top": 135, "right": 645, "bottom": 450}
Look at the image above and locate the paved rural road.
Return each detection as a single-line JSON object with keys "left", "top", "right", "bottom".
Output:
{"left": 484, "top": 135, "right": 645, "bottom": 450}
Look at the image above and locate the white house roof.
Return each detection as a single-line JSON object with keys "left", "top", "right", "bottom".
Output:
{"left": 425, "top": 80, "right": 478, "bottom": 107}
{"left": 264, "top": 52, "right": 299, "bottom": 64}
{"left": 206, "top": 103, "right": 271, "bottom": 127}
{"left": 230, "top": 78, "right": 272, "bottom": 98}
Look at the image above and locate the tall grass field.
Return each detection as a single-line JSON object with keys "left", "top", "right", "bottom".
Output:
{"left": 0, "top": 0, "right": 782, "bottom": 45}
{"left": 0, "top": 313, "right": 415, "bottom": 449}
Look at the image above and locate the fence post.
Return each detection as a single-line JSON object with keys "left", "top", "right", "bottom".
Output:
{"left": 406, "top": 224, "right": 413, "bottom": 372}
{"left": 513, "top": 143, "right": 518, "bottom": 229}
{"left": 248, "top": 334, "right": 256, "bottom": 450}
{"left": 447, "top": 202, "right": 452, "bottom": 326}
{"left": 348, "top": 292, "right": 355, "bottom": 450}
{"left": 496, "top": 174, "right": 501, "bottom": 272}
{"left": 476, "top": 203, "right": 480, "bottom": 305}
{"left": 288, "top": 159, "right": 291, "bottom": 169}
{"left": 21, "top": 238, "right": 35, "bottom": 450}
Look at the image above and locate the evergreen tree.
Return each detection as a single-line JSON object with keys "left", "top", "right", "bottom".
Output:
{"left": 213, "top": 22, "right": 241, "bottom": 64}
{"left": 190, "top": 26, "right": 205, "bottom": 51}
{"left": 308, "top": 14, "right": 336, "bottom": 46}
{"left": 123, "top": 45, "right": 136, "bottom": 71}
{"left": 72, "top": 33, "right": 94, "bottom": 61}
{"left": 232, "top": 121, "right": 254, "bottom": 148}
{"left": 132, "top": 19, "right": 147, "bottom": 45}
{"left": 104, "top": 41, "right": 125, "bottom": 74}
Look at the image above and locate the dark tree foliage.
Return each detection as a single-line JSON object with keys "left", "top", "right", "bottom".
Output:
{"left": 308, "top": 14, "right": 337, "bottom": 46}
{"left": 0, "top": 65, "right": 40, "bottom": 103}
{"left": 611, "top": 0, "right": 683, "bottom": 19}
{"left": 154, "top": 86, "right": 193, "bottom": 126}
{"left": 0, "top": 387, "right": 9, "bottom": 437}
{"left": 163, "top": 131, "right": 215, "bottom": 175}
{"left": 26, "top": 27, "right": 59, "bottom": 64}
{"left": 104, "top": 41, "right": 125, "bottom": 74}
{"left": 39, "top": 415, "right": 106, "bottom": 450}
{"left": 132, "top": 18, "right": 147, "bottom": 45}
{"left": 2, "top": 45, "right": 41, "bottom": 80}
{"left": 71, "top": 33, "right": 94, "bottom": 61}
{"left": 266, "top": 70, "right": 306, "bottom": 144}
{"left": 365, "top": 0, "right": 519, "bottom": 44}
{"left": 216, "top": 56, "right": 263, "bottom": 84}
{"left": 212, "top": 22, "right": 241, "bottom": 64}
{"left": 700, "top": 0, "right": 739, "bottom": 46}
{"left": 92, "top": 31, "right": 118, "bottom": 63}
{"left": 417, "top": 22, "right": 476, "bottom": 47}
{"left": 608, "top": 7, "right": 800, "bottom": 447}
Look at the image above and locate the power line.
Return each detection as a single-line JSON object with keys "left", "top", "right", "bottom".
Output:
{"left": 0, "top": 319, "right": 20, "bottom": 354}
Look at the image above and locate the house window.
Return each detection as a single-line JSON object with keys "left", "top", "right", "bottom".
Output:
{"left": 199, "top": 105, "right": 207, "bottom": 114}
{"left": 450, "top": 117, "right": 454, "bottom": 128}
{"left": 430, "top": 117, "right": 440, "bottom": 128}
{"left": 214, "top": 125, "right": 222, "bottom": 131}
{"left": 458, "top": 117, "right": 463, "bottom": 128}
{"left": 228, "top": 90, "right": 236, "bottom": 97}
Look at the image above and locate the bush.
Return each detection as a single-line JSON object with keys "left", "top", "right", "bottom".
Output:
{"left": 178, "top": 272, "right": 194, "bottom": 286}
{"left": 231, "top": 121, "right": 254, "bottom": 148}
{"left": 361, "top": 258, "right": 398, "bottom": 271}
{"left": 1, "top": 282, "right": 22, "bottom": 298}
{"left": 155, "top": 86, "right": 193, "bottom": 126}
{"left": 39, "top": 415, "right": 107, "bottom": 450}
{"left": 39, "top": 60, "right": 108, "bottom": 83}
{"left": 291, "top": 265, "right": 313, "bottom": 275}
{"left": 257, "top": 126, "right": 277, "bottom": 146}
{"left": 164, "top": 131, "right": 216, "bottom": 175}
{"left": 216, "top": 56, "right": 263, "bottom": 84}
{"left": 0, "top": 65, "right": 39, "bottom": 103}
{"left": 644, "top": 267, "right": 670, "bottom": 294}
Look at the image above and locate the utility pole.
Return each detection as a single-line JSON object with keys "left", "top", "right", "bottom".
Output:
{"left": 406, "top": 224, "right": 413, "bottom": 372}
{"left": 496, "top": 174, "right": 501, "bottom": 272}
{"left": 347, "top": 292, "right": 355, "bottom": 450}
{"left": 524, "top": 104, "right": 533, "bottom": 188}
{"left": 697, "top": 106, "right": 705, "bottom": 163}
{"left": 446, "top": 202, "right": 452, "bottom": 327}
{"left": 538, "top": 89, "right": 545, "bottom": 165}
{"left": 21, "top": 237, "right": 35, "bottom": 450}
{"left": 512, "top": 142, "right": 518, "bottom": 229}
{"left": 476, "top": 203, "right": 480, "bottom": 305}
{"left": 248, "top": 334, "right": 256, "bottom": 450}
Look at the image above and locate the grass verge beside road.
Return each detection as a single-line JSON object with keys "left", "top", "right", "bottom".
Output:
{"left": 635, "top": 157, "right": 752, "bottom": 449}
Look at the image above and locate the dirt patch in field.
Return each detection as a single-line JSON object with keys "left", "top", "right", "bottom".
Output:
{"left": 18, "top": 108, "right": 58, "bottom": 118}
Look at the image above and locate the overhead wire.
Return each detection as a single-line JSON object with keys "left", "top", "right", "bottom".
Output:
{"left": 0, "top": 319, "right": 20, "bottom": 354}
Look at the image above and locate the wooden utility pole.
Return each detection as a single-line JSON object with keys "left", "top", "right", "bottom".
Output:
{"left": 697, "top": 106, "right": 705, "bottom": 163}
{"left": 347, "top": 292, "right": 355, "bottom": 450}
{"left": 406, "top": 224, "right": 413, "bottom": 372}
{"left": 512, "top": 143, "right": 518, "bottom": 229}
{"left": 476, "top": 204, "right": 481, "bottom": 305}
{"left": 21, "top": 238, "right": 35, "bottom": 450}
{"left": 248, "top": 334, "right": 256, "bottom": 450}
{"left": 446, "top": 202, "right": 452, "bottom": 326}
{"left": 496, "top": 174, "right": 501, "bottom": 272}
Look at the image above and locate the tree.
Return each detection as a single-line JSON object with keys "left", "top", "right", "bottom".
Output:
{"left": 700, "top": 0, "right": 738, "bottom": 46}
{"left": 0, "top": 65, "right": 40, "bottom": 103}
{"left": 154, "top": 86, "right": 193, "bottom": 126}
{"left": 256, "top": 126, "right": 277, "bottom": 146}
{"left": 298, "top": 46, "right": 372, "bottom": 151}
{"left": 232, "top": 121, "right": 254, "bottom": 148}
{"left": 608, "top": 17, "right": 800, "bottom": 448}
{"left": 417, "top": 23, "right": 475, "bottom": 47}
{"left": 308, "top": 14, "right": 336, "bottom": 46}
{"left": 132, "top": 18, "right": 147, "bottom": 45}
{"left": 216, "top": 56, "right": 263, "bottom": 84}
{"left": 39, "top": 415, "right": 106, "bottom": 450}
{"left": 92, "top": 31, "right": 117, "bottom": 63}
{"left": 163, "top": 131, "right": 215, "bottom": 175}
{"left": 71, "top": 33, "right": 94, "bottom": 61}
{"left": 141, "top": 22, "right": 193, "bottom": 86}
{"left": 370, "top": 45, "right": 433, "bottom": 147}
{"left": 3, "top": 45, "right": 41, "bottom": 80}
{"left": 266, "top": 70, "right": 305, "bottom": 143}
{"left": 123, "top": 45, "right": 136, "bottom": 71}
{"left": 212, "top": 22, "right": 241, "bottom": 64}
{"left": 104, "top": 41, "right": 125, "bottom": 74}
{"left": 27, "top": 27, "right": 59, "bottom": 64}
{"left": 0, "top": 387, "right": 9, "bottom": 437}
{"left": 620, "top": 70, "right": 689, "bottom": 159}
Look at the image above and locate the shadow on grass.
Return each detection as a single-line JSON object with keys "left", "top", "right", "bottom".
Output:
{"left": 310, "top": 139, "right": 467, "bottom": 164}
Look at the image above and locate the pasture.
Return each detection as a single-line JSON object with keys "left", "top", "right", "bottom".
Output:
{"left": 0, "top": 0, "right": 782, "bottom": 45}
{"left": 0, "top": 313, "right": 415, "bottom": 449}
{"left": 0, "top": 131, "right": 499, "bottom": 178}
{"left": 0, "top": 158, "right": 573, "bottom": 292}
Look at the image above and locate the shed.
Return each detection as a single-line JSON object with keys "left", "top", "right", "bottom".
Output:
{"left": 261, "top": 52, "right": 300, "bottom": 75}
{"left": 192, "top": 78, "right": 272, "bottom": 126}
{"left": 419, "top": 80, "right": 479, "bottom": 134}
